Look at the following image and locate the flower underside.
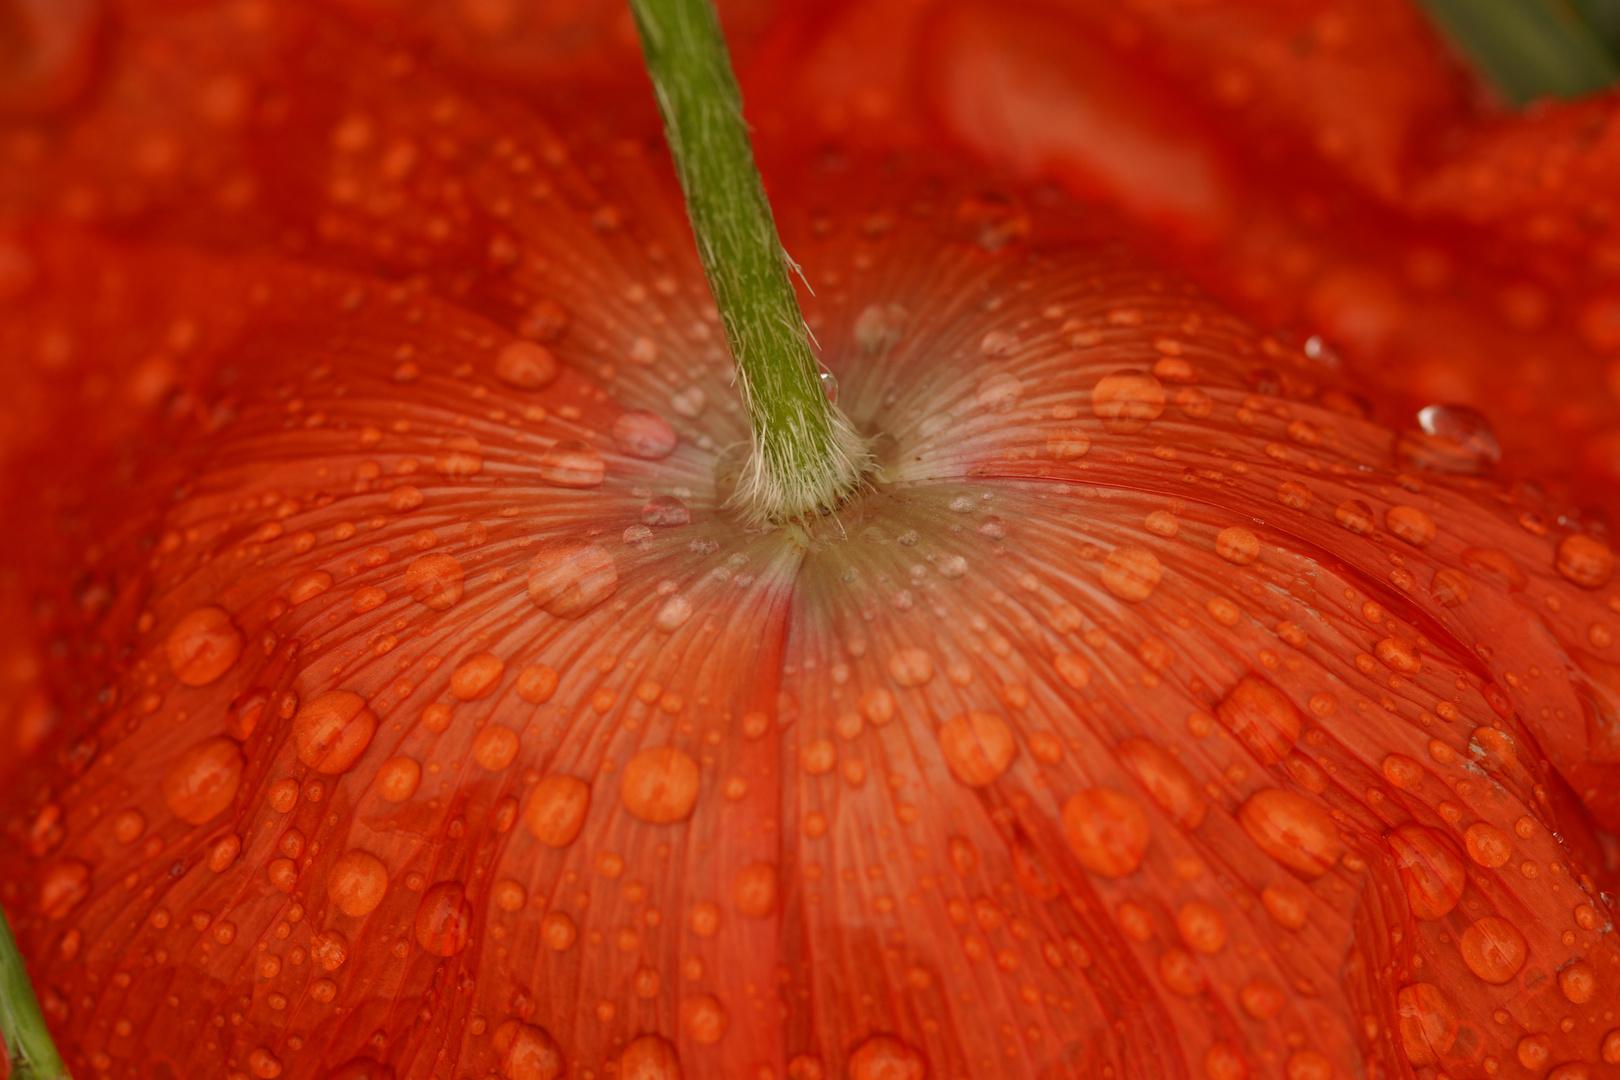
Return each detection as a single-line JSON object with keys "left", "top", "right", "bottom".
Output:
{"left": 1, "top": 9, "right": 1620, "bottom": 1080}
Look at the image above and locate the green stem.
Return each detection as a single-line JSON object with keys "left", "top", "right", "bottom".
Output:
{"left": 0, "top": 906, "right": 70, "bottom": 1080}
{"left": 627, "top": 0, "right": 869, "bottom": 523}
{"left": 1416, "top": 0, "right": 1619, "bottom": 104}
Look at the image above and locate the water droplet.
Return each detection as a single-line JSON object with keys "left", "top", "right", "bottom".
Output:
{"left": 1557, "top": 534, "right": 1614, "bottom": 589}
{"left": 1559, "top": 960, "right": 1598, "bottom": 1003}
{"left": 435, "top": 435, "right": 484, "bottom": 477}
{"left": 654, "top": 595, "right": 693, "bottom": 632}
{"left": 1397, "top": 405, "right": 1500, "bottom": 473}
{"left": 1091, "top": 370, "right": 1165, "bottom": 433}
{"left": 1216, "top": 676, "right": 1300, "bottom": 764}
{"left": 681, "top": 994, "right": 728, "bottom": 1044}
{"left": 613, "top": 410, "right": 678, "bottom": 459}
{"left": 520, "top": 298, "right": 570, "bottom": 343}
{"left": 1388, "top": 824, "right": 1465, "bottom": 920}
{"left": 848, "top": 1036, "right": 926, "bottom": 1080}
{"left": 1176, "top": 901, "right": 1227, "bottom": 953}
{"left": 1459, "top": 916, "right": 1527, "bottom": 983}
{"left": 937, "top": 711, "right": 1017, "bottom": 786}
{"left": 642, "top": 496, "right": 690, "bottom": 526}
{"left": 1062, "top": 788, "right": 1150, "bottom": 878}
{"left": 473, "top": 725, "right": 520, "bottom": 771}
{"left": 1239, "top": 979, "right": 1286, "bottom": 1019}
{"left": 1202, "top": 1043, "right": 1247, "bottom": 1080}
{"left": 161, "top": 737, "right": 244, "bottom": 825}
{"left": 376, "top": 757, "right": 421, "bottom": 802}
{"left": 515, "top": 664, "right": 558, "bottom": 703}
{"left": 528, "top": 540, "right": 616, "bottom": 617}
{"left": 733, "top": 862, "right": 778, "bottom": 917}
{"left": 493, "top": 1020, "right": 564, "bottom": 1080}
{"left": 1215, "top": 527, "right": 1260, "bottom": 565}
{"left": 619, "top": 1035, "right": 681, "bottom": 1080}
{"left": 1386, "top": 506, "right": 1436, "bottom": 547}
{"left": 819, "top": 369, "right": 840, "bottom": 404}
{"left": 494, "top": 340, "right": 559, "bottom": 390}
{"left": 1100, "top": 546, "right": 1162, "bottom": 601}
{"left": 293, "top": 690, "right": 377, "bottom": 774}
{"left": 853, "top": 303, "right": 907, "bottom": 356}
{"left": 538, "top": 440, "right": 604, "bottom": 487}
{"left": 1238, "top": 789, "right": 1341, "bottom": 877}
{"left": 620, "top": 747, "right": 701, "bottom": 824}
{"left": 415, "top": 881, "right": 472, "bottom": 956}
{"left": 328, "top": 850, "right": 388, "bottom": 916}
{"left": 1397, "top": 983, "right": 1458, "bottom": 1066}
{"left": 1116, "top": 737, "right": 1205, "bottom": 827}
{"left": 404, "top": 553, "right": 465, "bottom": 610}
{"left": 166, "top": 606, "right": 243, "bottom": 686}
{"left": 311, "top": 932, "right": 349, "bottom": 971}
{"left": 524, "top": 775, "right": 590, "bottom": 846}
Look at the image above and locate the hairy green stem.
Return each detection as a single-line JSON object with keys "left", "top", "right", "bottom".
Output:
{"left": 627, "top": 0, "right": 869, "bottom": 523}
{"left": 1416, "top": 0, "right": 1619, "bottom": 104}
{"left": 0, "top": 906, "right": 70, "bottom": 1080}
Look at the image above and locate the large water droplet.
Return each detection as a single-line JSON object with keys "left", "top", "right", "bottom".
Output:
{"left": 1397, "top": 404, "right": 1501, "bottom": 474}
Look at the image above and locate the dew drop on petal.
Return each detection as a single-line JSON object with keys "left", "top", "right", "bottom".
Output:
{"left": 161, "top": 737, "right": 244, "bottom": 826}
{"left": 1397, "top": 983, "right": 1458, "bottom": 1065}
{"left": 1559, "top": 960, "right": 1598, "bottom": 1003}
{"left": 1385, "top": 506, "right": 1437, "bottom": 547}
{"left": 451, "top": 651, "right": 506, "bottom": 700}
{"left": 1238, "top": 789, "right": 1341, "bottom": 877}
{"left": 681, "top": 995, "right": 728, "bottom": 1044}
{"left": 619, "top": 1035, "right": 681, "bottom": 1080}
{"left": 613, "top": 410, "right": 678, "bottom": 459}
{"left": 653, "top": 596, "right": 693, "bottom": 632}
{"left": 1100, "top": 546, "right": 1161, "bottom": 601}
{"left": 528, "top": 540, "right": 617, "bottom": 618}
{"left": 620, "top": 748, "right": 700, "bottom": 824}
{"left": 1203, "top": 1042, "right": 1246, "bottom": 1080}
{"left": 1215, "top": 527, "right": 1260, "bottom": 565}
{"left": 642, "top": 496, "right": 690, "bottom": 527}
{"left": 1260, "top": 883, "right": 1309, "bottom": 929}
{"left": 1334, "top": 499, "right": 1375, "bottom": 535}
{"left": 848, "top": 1036, "right": 926, "bottom": 1080}
{"left": 516, "top": 664, "right": 559, "bottom": 703}
{"left": 494, "top": 340, "right": 559, "bottom": 390}
{"left": 524, "top": 775, "right": 590, "bottom": 846}
{"left": 733, "top": 862, "right": 778, "bottom": 918}
{"left": 1215, "top": 676, "right": 1300, "bottom": 764}
{"left": 473, "top": 725, "right": 520, "bottom": 771}
{"left": 375, "top": 757, "right": 422, "bottom": 802}
{"left": 1091, "top": 370, "right": 1164, "bottom": 433}
{"left": 1116, "top": 737, "right": 1205, "bottom": 828}
{"left": 1062, "top": 788, "right": 1150, "bottom": 878}
{"left": 415, "top": 881, "right": 473, "bottom": 956}
{"left": 435, "top": 435, "right": 484, "bottom": 477}
{"left": 937, "top": 711, "right": 1017, "bottom": 786}
{"left": 888, "top": 648, "right": 934, "bottom": 687}
{"left": 293, "top": 690, "right": 378, "bottom": 774}
{"left": 492, "top": 1020, "right": 564, "bottom": 1080}
{"left": 166, "top": 606, "right": 243, "bottom": 687}
{"left": 1557, "top": 534, "right": 1614, "bottom": 589}
{"left": 1387, "top": 823, "right": 1466, "bottom": 920}
{"left": 328, "top": 851, "right": 388, "bottom": 917}
{"left": 538, "top": 440, "right": 605, "bottom": 487}
{"left": 1397, "top": 405, "right": 1500, "bottom": 473}
{"left": 1463, "top": 822, "right": 1512, "bottom": 867}
{"left": 404, "top": 553, "right": 465, "bottom": 610}
{"left": 1458, "top": 916, "right": 1527, "bottom": 983}
{"left": 1175, "top": 901, "right": 1227, "bottom": 953}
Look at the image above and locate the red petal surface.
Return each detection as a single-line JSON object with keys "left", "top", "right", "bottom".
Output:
{"left": 2, "top": 4, "right": 1620, "bottom": 1080}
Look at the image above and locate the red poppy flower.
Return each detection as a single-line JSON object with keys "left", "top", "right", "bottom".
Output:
{"left": 3, "top": 3, "right": 1620, "bottom": 1080}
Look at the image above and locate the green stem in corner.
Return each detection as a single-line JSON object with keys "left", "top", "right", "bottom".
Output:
{"left": 627, "top": 0, "right": 869, "bottom": 523}
{"left": 0, "top": 906, "right": 71, "bottom": 1080}
{"left": 1416, "top": 0, "right": 1619, "bottom": 104}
